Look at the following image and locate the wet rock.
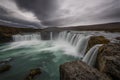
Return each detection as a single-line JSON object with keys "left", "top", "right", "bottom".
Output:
{"left": 0, "top": 58, "right": 13, "bottom": 64}
{"left": 115, "top": 37, "right": 120, "bottom": 43}
{"left": 25, "top": 68, "right": 41, "bottom": 80}
{"left": 0, "top": 33, "right": 12, "bottom": 43}
{"left": 116, "top": 37, "right": 120, "bottom": 40}
{"left": 0, "top": 64, "right": 11, "bottom": 73}
{"left": 87, "top": 36, "right": 110, "bottom": 52}
{"left": 60, "top": 60, "right": 111, "bottom": 80}
{"left": 97, "top": 43, "right": 120, "bottom": 80}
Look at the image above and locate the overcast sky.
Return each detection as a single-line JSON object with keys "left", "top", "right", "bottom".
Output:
{"left": 0, "top": 0, "right": 120, "bottom": 28}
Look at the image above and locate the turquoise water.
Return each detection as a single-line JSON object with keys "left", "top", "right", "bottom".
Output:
{"left": 0, "top": 40, "right": 78, "bottom": 80}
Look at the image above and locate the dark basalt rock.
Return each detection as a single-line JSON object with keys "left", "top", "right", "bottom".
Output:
{"left": 60, "top": 60, "right": 111, "bottom": 80}
{"left": 87, "top": 36, "right": 110, "bottom": 52}
{"left": 0, "top": 58, "right": 13, "bottom": 64}
{"left": 116, "top": 37, "right": 120, "bottom": 40}
{"left": 97, "top": 43, "right": 120, "bottom": 80}
{"left": 0, "top": 33, "right": 13, "bottom": 43}
{"left": 0, "top": 64, "right": 11, "bottom": 73}
{"left": 116, "top": 37, "right": 120, "bottom": 43}
{"left": 25, "top": 68, "right": 41, "bottom": 80}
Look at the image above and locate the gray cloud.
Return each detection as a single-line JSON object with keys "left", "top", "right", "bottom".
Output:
{"left": 0, "top": 0, "right": 120, "bottom": 28}
{"left": 45, "top": 0, "right": 120, "bottom": 27}
{"left": 15, "top": 0, "right": 57, "bottom": 20}
{"left": 0, "top": 0, "right": 46, "bottom": 28}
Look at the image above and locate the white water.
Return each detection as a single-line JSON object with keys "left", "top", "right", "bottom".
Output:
{"left": 50, "top": 32, "right": 53, "bottom": 40}
{"left": 12, "top": 33, "right": 41, "bottom": 42}
{"left": 82, "top": 44, "right": 103, "bottom": 66}
{"left": 58, "top": 31, "right": 91, "bottom": 57}
{"left": 11, "top": 31, "right": 91, "bottom": 58}
{"left": 12, "top": 31, "right": 104, "bottom": 62}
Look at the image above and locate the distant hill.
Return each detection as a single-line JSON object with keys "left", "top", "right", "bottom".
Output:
{"left": 43, "top": 22, "right": 120, "bottom": 32}
{"left": 0, "top": 25, "right": 41, "bottom": 34}
{"left": 0, "top": 22, "right": 120, "bottom": 33}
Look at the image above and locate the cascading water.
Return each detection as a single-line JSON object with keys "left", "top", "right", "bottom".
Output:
{"left": 12, "top": 31, "right": 102, "bottom": 61}
{"left": 12, "top": 33, "right": 41, "bottom": 42}
{"left": 12, "top": 31, "right": 91, "bottom": 58}
{"left": 50, "top": 32, "right": 53, "bottom": 40}
{"left": 58, "top": 31, "right": 91, "bottom": 57}
{"left": 82, "top": 44, "right": 103, "bottom": 66}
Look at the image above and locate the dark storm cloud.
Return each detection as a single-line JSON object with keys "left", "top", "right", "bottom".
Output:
{"left": 15, "top": 0, "right": 57, "bottom": 20}
{"left": 0, "top": 0, "right": 47, "bottom": 28}
{"left": 0, "top": 7, "right": 8, "bottom": 15}
{"left": 0, "top": 15, "right": 42, "bottom": 28}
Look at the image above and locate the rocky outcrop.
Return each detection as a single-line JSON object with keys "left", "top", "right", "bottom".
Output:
{"left": 116, "top": 37, "right": 120, "bottom": 40}
{"left": 96, "top": 43, "right": 120, "bottom": 80}
{"left": 0, "top": 58, "right": 13, "bottom": 73}
{"left": 116, "top": 37, "right": 120, "bottom": 43}
{"left": 0, "top": 64, "right": 11, "bottom": 73}
{"left": 0, "top": 33, "right": 13, "bottom": 43}
{"left": 60, "top": 60, "right": 111, "bottom": 80}
{"left": 25, "top": 68, "right": 41, "bottom": 80}
{"left": 87, "top": 36, "right": 110, "bottom": 52}
{"left": 0, "top": 58, "right": 13, "bottom": 64}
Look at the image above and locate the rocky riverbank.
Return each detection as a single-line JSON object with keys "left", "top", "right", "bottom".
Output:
{"left": 86, "top": 36, "right": 110, "bottom": 52}
{"left": 60, "top": 42, "right": 120, "bottom": 80}
{"left": 60, "top": 60, "right": 112, "bottom": 80}
{"left": 96, "top": 43, "right": 120, "bottom": 80}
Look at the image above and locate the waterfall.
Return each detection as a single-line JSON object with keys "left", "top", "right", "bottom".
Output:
{"left": 58, "top": 31, "right": 91, "bottom": 57}
{"left": 82, "top": 44, "right": 103, "bottom": 66}
{"left": 13, "top": 33, "right": 41, "bottom": 42}
{"left": 11, "top": 31, "right": 104, "bottom": 67}
{"left": 50, "top": 32, "right": 53, "bottom": 40}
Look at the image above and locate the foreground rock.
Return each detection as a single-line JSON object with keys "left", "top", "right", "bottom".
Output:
{"left": 0, "top": 64, "right": 11, "bottom": 73}
{"left": 97, "top": 43, "right": 120, "bottom": 80}
{"left": 25, "top": 68, "right": 41, "bottom": 80}
{"left": 60, "top": 61, "right": 111, "bottom": 80}
{"left": 116, "top": 37, "right": 120, "bottom": 43}
{"left": 0, "top": 58, "right": 13, "bottom": 64}
{"left": 87, "top": 36, "right": 110, "bottom": 52}
{"left": 116, "top": 37, "right": 120, "bottom": 40}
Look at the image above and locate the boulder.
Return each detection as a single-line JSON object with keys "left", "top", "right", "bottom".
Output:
{"left": 96, "top": 43, "right": 120, "bottom": 80}
{"left": 0, "top": 64, "right": 11, "bottom": 73}
{"left": 116, "top": 37, "right": 120, "bottom": 43}
{"left": 0, "top": 58, "right": 13, "bottom": 64}
{"left": 0, "top": 33, "right": 12, "bottom": 43}
{"left": 25, "top": 68, "right": 41, "bottom": 80}
{"left": 87, "top": 36, "right": 110, "bottom": 52}
{"left": 60, "top": 60, "right": 111, "bottom": 80}
{"left": 116, "top": 37, "right": 120, "bottom": 40}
